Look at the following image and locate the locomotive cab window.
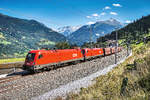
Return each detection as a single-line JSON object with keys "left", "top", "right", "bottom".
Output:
{"left": 38, "top": 54, "right": 43, "bottom": 59}
{"left": 81, "top": 49, "right": 85, "bottom": 54}
{"left": 26, "top": 53, "right": 35, "bottom": 61}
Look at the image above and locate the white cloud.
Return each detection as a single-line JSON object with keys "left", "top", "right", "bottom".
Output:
{"left": 100, "top": 12, "right": 106, "bottom": 16}
{"left": 112, "top": 4, "right": 122, "bottom": 7}
{"left": 96, "top": 33, "right": 100, "bottom": 36}
{"left": 92, "top": 13, "right": 99, "bottom": 17}
{"left": 0, "top": 8, "right": 13, "bottom": 13}
{"left": 125, "top": 20, "right": 131, "bottom": 23}
{"left": 87, "top": 21, "right": 95, "bottom": 25}
{"left": 101, "top": 31, "right": 105, "bottom": 34}
{"left": 110, "top": 12, "right": 118, "bottom": 15}
{"left": 104, "top": 6, "right": 111, "bottom": 10}
{"left": 86, "top": 16, "right": 92, "bottom": 18}
{"left": 0, "top": 8, "right": 6, "bottom": 10}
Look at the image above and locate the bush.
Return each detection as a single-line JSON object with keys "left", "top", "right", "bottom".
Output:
{"left": 126, "top": 64, "right": 136, "bottom": 70}
{"left": 55, "top": 42, "right": 71, "bottom": 49}
{"left": 135, "top": 45, "right": 146, "bottom": 54}
{"left": 138, "top": 74, "right": 150, "bottom": 91}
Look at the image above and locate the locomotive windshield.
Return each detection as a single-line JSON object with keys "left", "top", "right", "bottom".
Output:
{"left": 81, "top": 49, "right": 85, "bottom": 54}
{"left": 26, "top": 53, "right": 36, "bottom": 61}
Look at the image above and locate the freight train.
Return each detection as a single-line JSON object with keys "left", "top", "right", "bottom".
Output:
{"left": 23, "top": 47, "right": 122, "bottom": 72}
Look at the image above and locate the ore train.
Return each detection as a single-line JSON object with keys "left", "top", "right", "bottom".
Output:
{"left": 23, "top": 47, "right": 122, "bottom": 72}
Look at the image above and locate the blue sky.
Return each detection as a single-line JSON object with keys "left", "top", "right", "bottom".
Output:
{"left": 0, "top": 0, "right": 150, "bottom": 30}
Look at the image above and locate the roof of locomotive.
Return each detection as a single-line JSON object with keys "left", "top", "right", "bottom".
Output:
{"left": 28, "top": 49, "right": 82, "bottom": 54}
{"left": 29, "top": 50, "right": 47, "bottom": 53}
{"left": 28, "top": 48, "right": 106, "bottom": 54}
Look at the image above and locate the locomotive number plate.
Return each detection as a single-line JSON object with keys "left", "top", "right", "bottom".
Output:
{"left": 72, "top": 54, "right": 77, "bottom": 57}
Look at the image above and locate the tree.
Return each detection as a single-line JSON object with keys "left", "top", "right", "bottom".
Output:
{"left": 55, "top": 41, "right": 71, "bottom": 49}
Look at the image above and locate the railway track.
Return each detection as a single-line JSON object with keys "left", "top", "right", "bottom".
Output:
{"left": 0, "top": 72, "right": 50, "bottom": 94}
{"left": 0, "top": 55, "right": 101, "bottom": 83}
{"left": 0, "top": 50, "right": 127, "bottom": 98}
{"left": 0, "top": 53, "right": 109, "bottom": 81}
{"left": 0, "top": 64, "right": 96, "bottom": 95}
{"left": 0, "top": 62, "right": 23, "bottom": 69}
{"left": 0, "top": 76, "right": 21, "bottom": 84}
{"left": 0, "top": 84, "right": 23, "bottom": 93}
{"left": 0, "top": 76, "right": 22, "bottom": 94}
{"left": 0, "top": 57, "right": 97, "bottom": 94}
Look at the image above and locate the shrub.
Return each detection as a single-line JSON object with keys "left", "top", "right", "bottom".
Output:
{"left": 138, "top": 74, "right": 150, "bottom": 91}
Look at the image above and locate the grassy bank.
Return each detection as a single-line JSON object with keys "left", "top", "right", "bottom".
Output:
{"left": 0, "top": 58, "right": 25, "bottom": 64}
{"left": 63, "top": 42, "right": 150, "bottom": 100}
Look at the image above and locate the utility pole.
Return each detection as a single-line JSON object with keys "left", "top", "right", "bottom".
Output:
{"left": 126, "top": 31, "right": 129, "bottom": 56}
{"left": 126, "top": 31, "right": 130, "bottom": 56}
{"left": 115, "top": 28, "right": 118, "bottom": 64}
{"left": 90, "top": 25, "right": 92, "bottom": 48}
{"left": 127, "top": 42, "right": 129, "bottom": 56}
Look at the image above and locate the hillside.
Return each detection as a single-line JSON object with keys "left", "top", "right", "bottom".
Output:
{"left": 97, "top": 15, "right": 150, "bottom": 44}
{"left": 68, "top": 18, "right": 123, "bottom": 46}
{"left": 0, "top": 13, "right": 66, "bottom": 58}
{"left": 67, "top": 42, "right": 150, "bottom": 100}
{"left": 65, "top": 15, "right": 150, "bottom": 99}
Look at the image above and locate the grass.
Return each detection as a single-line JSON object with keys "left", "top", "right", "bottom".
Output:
{"left": 39, "top": 38, "right": 56, "bottom": 45}
{"left": 0, "top": 40, "right": 11, "bottom": 45}
{"left": 0, "top": 32, "right": 5, "bottom": 39}
{"left": 0, "top": 32, "right": 11, "bottom": 45}
{"left": 64, "top": 42, "right": 150, "bottom": 100}
{"left": 118, "top": 39, "right": 125, "bottom": 45}
{"left": 145, "top": 32, "right": 150, "bottom": 37}
{"left": 0, "top": 58, "right": 25, "bottom": 64}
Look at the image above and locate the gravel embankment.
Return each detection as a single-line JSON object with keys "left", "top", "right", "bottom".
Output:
{"left": 0, "top": 50, "right": 128, "bottom": 100}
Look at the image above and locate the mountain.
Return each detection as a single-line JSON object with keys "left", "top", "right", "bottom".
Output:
{"left": 0, "top": 13, "right": 66, "bottom": 58}
{"left": 68, "top": 18, "right": 124, "bottom": 46}
{"left": 57, "top": 26, "right": 81, "bottom": 36}
{"left": 97, "top": 15, "right": 150, "bottom": 44}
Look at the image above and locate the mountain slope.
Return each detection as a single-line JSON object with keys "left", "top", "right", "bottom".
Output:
{"left": 0, "top": 13, "right": 66, "bottom": 57}
{"left": 97, "top": 15, "right": 150, "bottom": 43}
{"left": 68, "top": 18, "right": 123, "bottom": 45}
{"left": 57, "top": 26, "right": 81, "bottom": 37}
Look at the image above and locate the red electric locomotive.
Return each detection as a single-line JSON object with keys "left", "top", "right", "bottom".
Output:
{"left": 23, "top": 47, "right": 122, "bottom": 72}
{"left": 23, "top": 49, "right": 82, "bottom": 72}
{"left": 23, "top": 48, "right": 104, "bottom": 72}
